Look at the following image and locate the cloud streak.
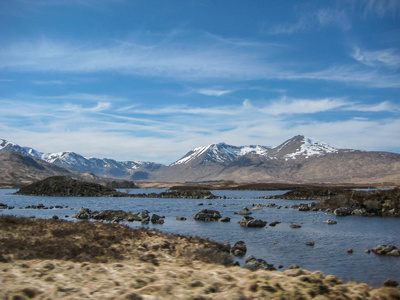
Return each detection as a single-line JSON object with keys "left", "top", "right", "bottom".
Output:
{"left": 1, "top": 33, "right": 399, "bottom": 88}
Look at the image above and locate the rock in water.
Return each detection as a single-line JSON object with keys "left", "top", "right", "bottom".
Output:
{"left": 323, "top": 220, "right": 337, "bottom": 224}
{"left": 75, "top": 208, "right": 92, "bottom": 219}
{"left": 244, "top": 255, "right": 276, "bottom": 271}
{"left": 237, "top": 206, "right": 252, "bottom": 215}
{"left": 372, "top": 245, "right": 400, "bottom": 256}
{"left": 238, "top": 216, "right": 267, "bottom": 227}
{"left": 193, "top": 209, "right": 222, "bottom": 221}
{"left": 231, "top": 241, "right": 247, "bottom": 257}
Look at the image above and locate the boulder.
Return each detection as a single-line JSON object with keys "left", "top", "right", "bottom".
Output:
{"left": 75, "top": 208, "right": 92, "bottom": 219}
{"left": 334, "top": 207, "right": 352, "bottom": 216}
{"left": 176, "top": 217, "right": 187, "bottom": 221}
{"left": 0, "top": 203, "right": 8, "bottom": 209}
{"left": 151, "top": 214, "right": 165, "bottom": 224}
{"left": 305, "top": 241, "right": 315, "bottom": 246}
{"left": 237, "top": 206, "right": 252, "bottom": 215}
{"left": 323, "top": 220, "right": 337, "bottom": 225}
{"left": 218, "top": 217, "right": 231, "bottom": 222}
{"left": 298, "top": 205, "right": 310, "bottom": 212}
{"left": 231, "top": 241, "right": 247, "bottom": 257}
{"left": 372, "top": 245, "right": 400, "bottom": 256}
{"left": 244, "top": 255, "right": 276, "bottom": 271}
{"left": 141, "top": 210, "right": 150, "bottom": 224}
{"left": 239, "top": 216, "right": 267, "bottom": 227}
{"left": 351, "top": 208, "right": 366, "bottom": 216}
{"left": 193, "top": 209, "right": 222, "bottom": 221}
{"left": 383, "top": 279, "right": 399, "bottom": 287}
{"left": 290, "top": 224, "right": 302, "bottom": 229}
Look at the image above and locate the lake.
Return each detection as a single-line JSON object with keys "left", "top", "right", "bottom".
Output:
{"left": 1, "top": 188, "right": 399, "bottom": 287}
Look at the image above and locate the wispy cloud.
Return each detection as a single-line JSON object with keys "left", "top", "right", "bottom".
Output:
{"left": 345, "top": 101, "right": 399, "bottom": 112}
{"left": 266, "top": 8, "right": 351, "bottom": 35}
{"left": 362, "top": 0, "right": 400, "bottom": 17}
{"left": 196, "top": 88, "right": 234, "bottom": 97}
{"left": 352, "top": 47, "right": 400, "bottom": 69}
{"left": 258, "top": 97, "right": 348, "bottom": 115}
{"left": 1, "top": 32, "right": 399, "bottom": 88}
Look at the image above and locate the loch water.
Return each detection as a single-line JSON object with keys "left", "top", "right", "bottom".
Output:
{"left": 1, "top": 188, "right": 399, "bottom": 287}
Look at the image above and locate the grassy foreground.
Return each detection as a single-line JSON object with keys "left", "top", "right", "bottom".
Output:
{"left": 1, "top": 216, "right": 399, "bottom": 300}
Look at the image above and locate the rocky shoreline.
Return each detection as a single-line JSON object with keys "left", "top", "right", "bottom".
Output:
{"left": 14, "top": 176, "right": 221, "bottom": 199}
{"left": 264, "top": 187, "right": 400, "bottom": 217}
{"left": 1, "top": 216, "right": 399, "bottom": 299}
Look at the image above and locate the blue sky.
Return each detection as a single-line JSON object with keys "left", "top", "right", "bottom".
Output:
{"left": 1, "top": 0, "right": 399, "bottom": 163}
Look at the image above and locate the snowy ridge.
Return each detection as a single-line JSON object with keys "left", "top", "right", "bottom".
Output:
{"left": 171, "top": 143, "right": 270, "bottom": 166}
{"left": 0, "top": 139, "right": 161, "bottom": 177}
{"left": 283, "top": 136, "right": 338, "bottom": 159}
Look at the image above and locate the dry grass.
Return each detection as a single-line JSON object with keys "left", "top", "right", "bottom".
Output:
{"left": 1, "top": 216, "right": 399, "bottom": 299}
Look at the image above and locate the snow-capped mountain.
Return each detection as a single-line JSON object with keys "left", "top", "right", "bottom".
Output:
{"left": 0, "top": 139, "right": 162, "bottom": 179}
{"left": 2, "top": 136, "right": 400, "bottom": 184}
{"left": 268, "top": 135, "right": 339, "bottom": 160}
{"left": 170, "top": 135, "right": 339, "bottom": 166}
{"left": 171, "top": 143, "right": 270, "bottom": 166}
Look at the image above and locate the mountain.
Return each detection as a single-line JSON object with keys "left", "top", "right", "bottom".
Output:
{"left": 171, "top": 143, "right": 270, "bottom": 166}
{"left": 0, "top": 152, "right": 99, "bottom": 188}
{"left": 149, "top": 135, "right": 400, "bottom": 184}
{"left": 0, "top": 139, "right": 163, "bottom": 180}
{"left": 1, "top": 135, "right": 400, "bottom": 185}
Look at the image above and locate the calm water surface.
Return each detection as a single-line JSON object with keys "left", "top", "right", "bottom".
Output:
{"left": 1, "top": 188, "right": 399, "bottom": 287}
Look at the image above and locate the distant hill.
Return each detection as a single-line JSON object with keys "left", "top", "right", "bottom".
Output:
{"left": 0, "top": 139, "right": 163, "bottom": 180}
{"left": 1, "top": 135, "right": 400, "bottom": 185}
{"left": 0, "top": 152, "right": 103, "bottom": 188}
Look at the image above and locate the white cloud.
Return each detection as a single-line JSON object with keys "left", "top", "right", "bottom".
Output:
{"left": 344, "top": 101, "right": 399, "bottom": 112}
{"left": 259, "top": 97, "right": 348, "bottom": 115}
{"left": 2, "top": 33, "right": 398, "bottom": 88}
{"left": 352, "top": 47, "right": 400, "bottom": 69}
{"left": 196, "top": 89, "right": 234, "bottom": 97}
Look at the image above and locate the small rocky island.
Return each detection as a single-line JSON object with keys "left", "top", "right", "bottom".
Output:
{"left": 14, "top": 176, "right": 220, "bottom": 199}
{"left": 266, "top": 187, "right": 400, "bottom": 217}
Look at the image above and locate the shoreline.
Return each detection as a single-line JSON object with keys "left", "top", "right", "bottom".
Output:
{"left": 1, "top": 216, "right": 399, "bottom": 299}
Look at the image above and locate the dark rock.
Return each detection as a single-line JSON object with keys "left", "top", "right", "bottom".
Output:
{"left": 290, "top": 224, "right": 301, "bottom": 229}
{"left": 347, "top": 248, "right": 353, "bottom": 254}
{"left": 193, "top": 209, "right": 222, "bottom": 221}
{"left": 176, "top": 217, "right": 187, "bottom": 221}
{"left": 323, "top": 220, "right": 337, "bottom": 224}
{"left": 365, "top": 249, "right": 371, "bottom": 253}
{"left": 75, "top": 208, "right": 92, "bottom": 219}
{"left": 298, "top": 205, "right": 310, "bottom": 212}
{"left": 383, "top": 279, "right": 399, "bottom": 287}
{"left": 305, "top": 241, "right": 315, "bottom": 246}
{"left": 15, "top": 176, "right": 124, "bottom": 197}
{"left": 218, "top": 217, "right": 231, "bottom": 222}
{"left": 372, "top": 245, "right": 400, "bottom": 256}
{"left": 0, "top": 203, "right": 8, "bottom": 209}
{"left": 151, "top": 214, "right": 164, "bottom": 224}
{"left": 244, "top": 256, "right": 276, "bottom": 271}
{"left": 237, "top": 206, "right": 252, "bottom": 215}
{"left": 238, "top": 216, "right": 267, "bottom": 227}
{"left": 334, "top": 207, "right": 352, "bottom": 216}
{"left": 290, "top": 264, "right": 300, "bottom": 269}
{"left": 51, "top": 215, "right": 59, "bottom": 220}
{"left": 231, "top": 241, "right": 247, "bottom": 257}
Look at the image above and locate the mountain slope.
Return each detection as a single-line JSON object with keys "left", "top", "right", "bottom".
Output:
{"left": 0, "top": 139, "right": 163, "bottom": 180}
{"left": 151, "top": 135, "right": 400, "bottom": 184}
{"left": 0, "top": 152, "right": 74, "bottom": 188}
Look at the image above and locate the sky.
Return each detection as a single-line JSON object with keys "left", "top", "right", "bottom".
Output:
{"left": 0, "top": 0, "right": 399, "bottom": 164}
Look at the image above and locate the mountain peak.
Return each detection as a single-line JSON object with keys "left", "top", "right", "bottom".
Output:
{"left": 271, "top": 135, "right": 338, "bottom": 159}
{"left": 170, "top": 142, "right": 270, "bottom": 166}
